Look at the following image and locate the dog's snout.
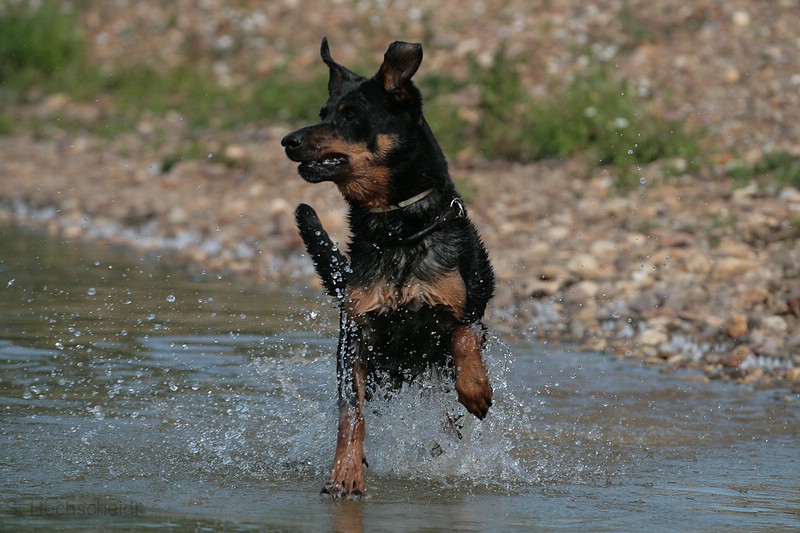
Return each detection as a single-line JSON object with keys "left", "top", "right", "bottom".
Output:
{"left": 281, "top": 131, "right": 304, "bottom": 149}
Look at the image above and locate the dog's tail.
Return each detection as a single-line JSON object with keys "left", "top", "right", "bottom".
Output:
{"left": 295, "top": 203, "right": 349, "bottom": 299}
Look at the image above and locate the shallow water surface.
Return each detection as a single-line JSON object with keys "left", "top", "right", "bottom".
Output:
{"left": 1, "top": 226, "right": 798, "bottom": 532}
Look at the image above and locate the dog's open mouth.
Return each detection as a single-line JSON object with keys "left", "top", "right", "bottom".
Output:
{"left": 303, "top": 154, "right": 347, "bottom": 170}
{"left": 298, "top": 154, "right": 349, "bottom": 181}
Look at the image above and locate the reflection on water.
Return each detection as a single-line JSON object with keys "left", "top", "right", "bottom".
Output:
{"left": 1, "top": 225, "right": 799, "bottom": 532}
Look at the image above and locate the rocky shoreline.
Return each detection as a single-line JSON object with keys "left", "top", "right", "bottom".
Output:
{"left": 2, "top": 0, "right": 799, "bottom": 391}
{"left": 1, "top": 122, "right": 798, "bottom": 390}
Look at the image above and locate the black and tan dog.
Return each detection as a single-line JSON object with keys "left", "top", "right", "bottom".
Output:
{"left": 281, "top": 38, "right": 495, "bottom": 500}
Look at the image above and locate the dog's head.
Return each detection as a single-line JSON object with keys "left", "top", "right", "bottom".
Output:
{"left": 281, "top": 38, "right": 436, "bottom": 209}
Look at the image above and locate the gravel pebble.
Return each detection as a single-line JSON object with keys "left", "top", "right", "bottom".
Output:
{"left": 1, "top": 0, "right": 799, "bottom": 387}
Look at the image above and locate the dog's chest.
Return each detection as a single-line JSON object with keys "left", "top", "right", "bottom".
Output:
{"left": 344, "top": 268, "right": 466, "bottom": 319}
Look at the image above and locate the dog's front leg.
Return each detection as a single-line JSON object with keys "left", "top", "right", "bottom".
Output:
{"left": 452, "top": 323, "right": 493, "bottom": 419}
{"left": 322, "top": 313, "right": 368, "bottom": 500}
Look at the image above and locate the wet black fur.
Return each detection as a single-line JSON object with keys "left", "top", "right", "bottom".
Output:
{"left": 283, "top": 38, "right": 495, "bottom": 387}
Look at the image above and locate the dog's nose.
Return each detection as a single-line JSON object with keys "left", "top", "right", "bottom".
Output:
{"left": 281, "top": 131, "right": 303, "bottom": 149}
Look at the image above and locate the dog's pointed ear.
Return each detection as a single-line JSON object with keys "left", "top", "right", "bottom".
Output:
{"left": 376, "top": 41, "right": 423, "bottom": 102}
{"left": 320, "top": 37, "right": 360, "bottom": 95}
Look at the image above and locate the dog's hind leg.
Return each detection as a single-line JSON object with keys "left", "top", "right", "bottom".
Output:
{"left": 295, "top": 203, "right": 349, "bottom": 298}
{"left": 322, "top": 312, "right": 368, "bottom": 500}
{"left": 452, "top": 323, "right": 493, "bottom": 419}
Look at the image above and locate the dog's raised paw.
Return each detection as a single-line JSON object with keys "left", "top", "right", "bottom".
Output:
{"left": 455, "top": 371, "right": 493, "bottom": 420}
{"left": 452, "top": 324, "right": 493, "bottom": 419}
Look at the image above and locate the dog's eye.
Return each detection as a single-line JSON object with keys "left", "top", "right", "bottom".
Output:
{"left": 340, "top": 107, "right": 357, "bottom": 122}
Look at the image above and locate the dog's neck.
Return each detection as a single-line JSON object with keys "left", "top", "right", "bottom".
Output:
{"left": 371, "top": 196, "right": 465, "bottom": 247}
{"left": 367, "top": 189, "right": 433, "bottom": 213}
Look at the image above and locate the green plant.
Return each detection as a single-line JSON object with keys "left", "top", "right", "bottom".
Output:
{"left": 423, "top": 102, "right": 469, "bottom": 158}
{"left": 106, "top": 65, "right": 223, "bottom": 128}
{"left": 100, "top": 62, "right": 329, "bottom": 130}
{"left": 619, "top": 7, "right": 657, "bottom": 48}
{"left": 0, "top": 2, "right": 708, "bottom": 181}
{"left": 160, "top": 139, "right": 209, "bottom": 173}
{"left": 465, "top": 44, "right": 703, "bottom": 184}
{"left": 0, "top": 1, "right": 83, "bottom": 81}
{"left": 0, "top": 112, "right": 12, "bottom": 134}
{"left": 636, "top": 219, "right": 663, "bottom": 235}
{"left": 0, "top": 0, "right": 108, "bottom": 111}
{"left": 453, "top": 177, "right": 475, "bottom": 204}
{"left": 729, "top": 152, "right": 800, "bottom": 189}
{"left": 248, "top": 69, "right": 328, "bottom": 125}
{"left": 418, "top": 73, "right": 470, "bottom": 156}
{"left": 469, "top": 43, "right": 531, "bottom": 160}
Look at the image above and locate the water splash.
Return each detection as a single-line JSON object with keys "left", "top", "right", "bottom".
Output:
{"left": 167, "top": 336, "right": 625, "bottom": 493}
{"left": 35, "top": 330, "right": 624, "bottom": 493}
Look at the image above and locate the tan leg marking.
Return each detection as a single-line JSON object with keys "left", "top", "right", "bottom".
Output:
{"left": 452, "top": 324, "right": 492, "bottom": 419}
{"left": 323, "top": 358, "right": 367, "bottom": 500}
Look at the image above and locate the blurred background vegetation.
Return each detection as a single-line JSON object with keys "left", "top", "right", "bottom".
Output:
{"left": 1, "top": 1, "right": 798, "bottom": 189}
